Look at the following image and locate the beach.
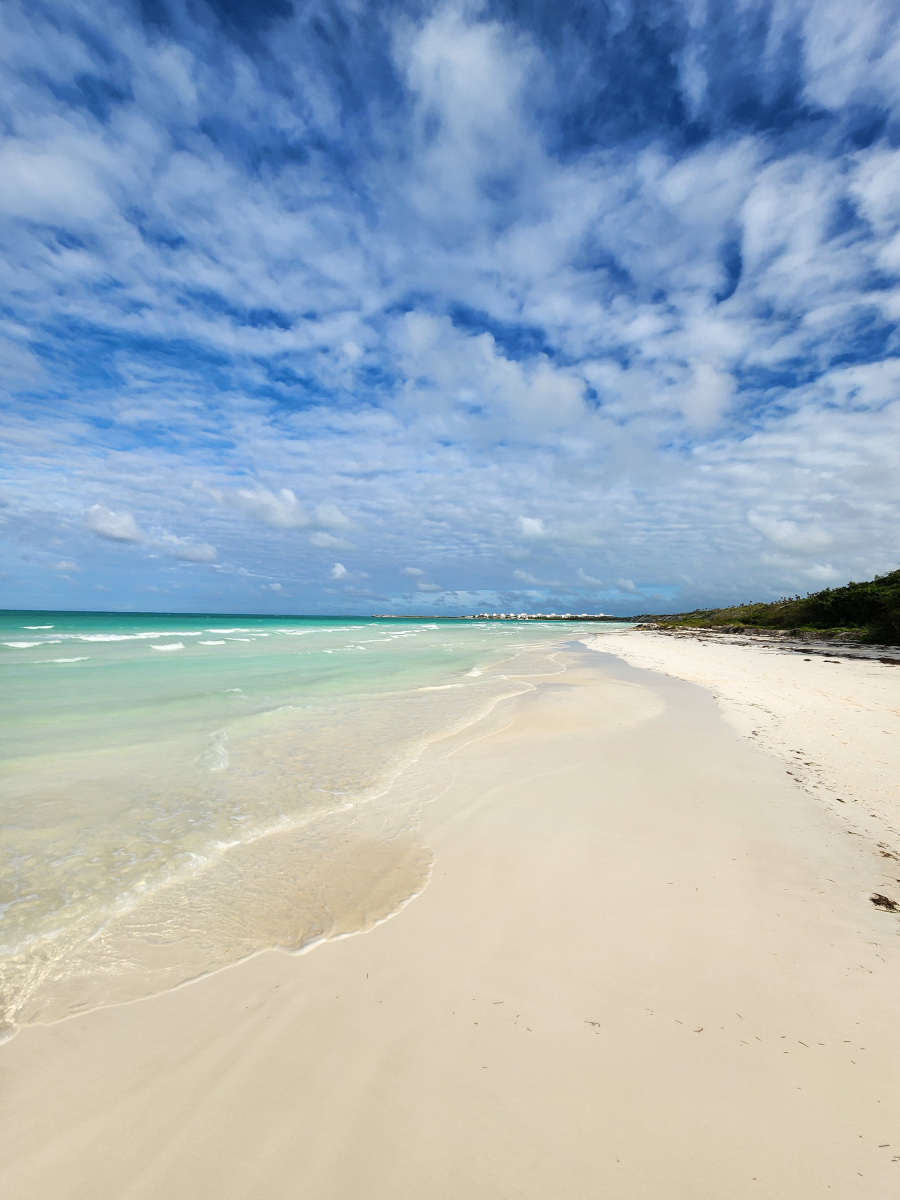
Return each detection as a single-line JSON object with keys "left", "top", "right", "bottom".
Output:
{"left": 2, "top": 634, "right": 900, "bottom": 1198}
{"left": 591, "top": 629, "right": 900, "bottom": 863}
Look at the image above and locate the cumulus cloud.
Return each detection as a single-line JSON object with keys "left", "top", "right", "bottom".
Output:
{"left": 746, "top": 513, "right": 834, "bottom": 556}
{"left": 330, "top": 562, "right": 348, "bottom": 579}
{"left": 85, "top": 505, "right": 143, "bottom": 542}
{"left": 2, "top": 1, "right": 899, "bottom": 614}
{"left": 804, "top": 563, "right": 840, "bottom": 581}
{"left": 209, "top": 486, "right": 350, "bottom": 532}
{"left": 518, "top": 518, "right": 546, "bottom": 539}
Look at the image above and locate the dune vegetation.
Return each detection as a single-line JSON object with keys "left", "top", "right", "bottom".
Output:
{"left": 637, "top": 568, "right": 900, "bottom": 644}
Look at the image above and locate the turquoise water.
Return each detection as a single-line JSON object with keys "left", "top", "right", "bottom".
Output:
{"left": 0, "top": 610, "right": 619, "bottom": 1035}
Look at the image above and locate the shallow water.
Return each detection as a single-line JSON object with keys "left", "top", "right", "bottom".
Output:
{"left": 0, "top": 610, "right": 623, "bottom": 1036}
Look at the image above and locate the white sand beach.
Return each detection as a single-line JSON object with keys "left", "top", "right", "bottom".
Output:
{"left": 590, "top": 630, "right": 900, "bottom": 863}
{"left": 2, "top": 638, "right": 899, "bottom": 1199}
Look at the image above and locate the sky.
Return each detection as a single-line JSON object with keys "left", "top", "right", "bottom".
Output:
{"left": 1, "top": 0, "right": 899, "bottom": 616}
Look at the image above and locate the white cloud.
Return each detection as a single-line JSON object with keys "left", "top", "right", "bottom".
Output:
{"left": 201, "top": 485, "right": 350, "bottom": 532}
{"left": 174, "top": 543, "right": 217, "bottom": 563}
{"left": 577, "top": 568, "right": 603, "bottom": 585}
{"left": 397, "top": 2, "right": 537, "bottom": 219}
{"left": 400, "top": 566, "right": 441, "bottom": 591}
{"left": 85, "top": 504, "right": 143, "bottom": 542}
{"left": 54, "top": 559, "right": 78, "bottom": 571}
{"left": 746, "top": 512, "right": 834, "bottom": 556}
{"left": 311, "top": 503, "right": 352, "bottom": 531}
{"left": 231, "top": 488, "right": 344, "bottom": 530}
{"left": 0, "top": 145, "right": 113, "bottom": 224}
{"left": 309, "top": 532, "right": 353, "bottom": 549}
{"left": 678, "top": 363, "right": 737, "bottom": 431}
{"left": 159, "top": 535, "right": 218, "bottom": 563}
{"left": 804, "top": 563, "right": 839, "bottom": 581}
{"left": 518, "top": 517, "right": 545, "bottom": 538}
{"left": 393, "top": 313, "right": 587, "bottom": 437}
{"left": 799, "top": 0, "right": 900, "bottom": 112}
{"left": 330, "top": 562, "right": 348, "bottom": 579}
{"left": 3, "top": 1, "right": 900, "bottom": 615}
{"left": 514, "top": 569, "right": 562, "bottom": 585}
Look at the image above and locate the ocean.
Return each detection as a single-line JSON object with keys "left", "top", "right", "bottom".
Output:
{"left": 0, "top": 609, "right": 620, "bottom": 1038}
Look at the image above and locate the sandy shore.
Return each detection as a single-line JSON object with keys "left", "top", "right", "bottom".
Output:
{"left": 2, "top": 641, "right": 899, "bottom": 1198}
{"left": 590, "top": 629, "right": 900, "bottom": 866}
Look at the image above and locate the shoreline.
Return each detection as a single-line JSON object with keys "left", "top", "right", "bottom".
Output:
{"left": 2, "top": 640, "right": 899, "bottom": 1197}
{"left": 0, "top": 631, "right": 567, "bottom": 1041}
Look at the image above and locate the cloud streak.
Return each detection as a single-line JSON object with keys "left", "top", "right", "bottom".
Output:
{"left": 0, "top": 1, "right": 898, "bottom": 613}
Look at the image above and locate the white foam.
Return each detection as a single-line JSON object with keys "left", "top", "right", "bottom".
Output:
{"left": 228, "top": 637, "right": 253, "bottom": 642}
{"left": 74, "top": 632, "right": 205, "bottom": 643}
{"left": 205, "top": 731, "right": 229, "bottom": 771}
{"left": 4, "top": 642, "right": 42, "bottom": 649}
{"left": 74, "top": 635, "right": 134, "bottom": 642}
{"left": 279, "top": 626, "right": 364, "bottom": 635}
{"left": 33, "top": 657, "right": 89, "bottom": 664}
{"left": 23, "top": 625, "right": 54, "bottom": 629}
{"left": 1, "top": 618, "right": 569, "bottom": 1040}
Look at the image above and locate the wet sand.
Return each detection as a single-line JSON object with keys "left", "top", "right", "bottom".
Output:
{"left": 2, "top": 644, "right": 899, "bottom": 1198}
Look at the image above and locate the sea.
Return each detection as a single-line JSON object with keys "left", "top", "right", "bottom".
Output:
{"left": 0, "top": 609, "right": 622, "bottom": 1038}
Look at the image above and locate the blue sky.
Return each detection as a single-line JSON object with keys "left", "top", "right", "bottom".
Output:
{"left": 1, "top": 0, "right": 899, "bottom": 615}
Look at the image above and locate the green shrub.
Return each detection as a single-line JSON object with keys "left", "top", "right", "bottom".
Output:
{"left": 648, "top": 568, "right": 900, "bottom": 643}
